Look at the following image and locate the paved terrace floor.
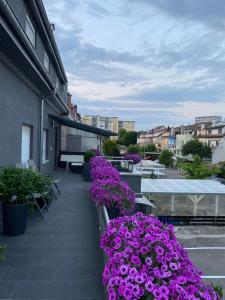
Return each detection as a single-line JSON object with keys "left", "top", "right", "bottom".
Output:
{"left": 0, "top": 172, "right": 104, "bottom": 300}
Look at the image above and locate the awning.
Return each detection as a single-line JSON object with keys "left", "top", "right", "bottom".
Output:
{"left": 50, "top": 115, "right": 117, "bottom": 137}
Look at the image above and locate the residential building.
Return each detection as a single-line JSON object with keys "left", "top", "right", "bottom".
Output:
{"left": 195, "top": 115, "right": 222, "bottom": 124}
{"left": 67, "top": 93, "right": 81, "bottom": 122}
{"left": 212, "top": 137, "right": 225, "bottom": 163}
{"left": 195, "top": 122, "right": 225, "bottom": 148}
{"left": 137, "top": 131, "right": 153, "bottom": 145}
{"left": 175, "top": 125, "right": 194, "bottom": 155}
{"left": 0, "top": 0, "right": 116, "bottom": 171}
{"left": 0, "top": 0, "right": 68, "bottom": 172}
{"left": 118, "top": 120, "right": 135, "bottom": 132}
{"left": 82, "top": 115, "right": 119, "bottom": 140}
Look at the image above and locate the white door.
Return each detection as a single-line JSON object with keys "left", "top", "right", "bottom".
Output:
{"left": 21, "top": 125, "right": 31, "bottom": 163}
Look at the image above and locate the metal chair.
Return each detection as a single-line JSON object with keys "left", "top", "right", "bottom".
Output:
{"left": 27, "top": 159, "right": 61, "bottom": 197}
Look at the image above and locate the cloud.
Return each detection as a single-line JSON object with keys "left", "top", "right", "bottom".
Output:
{"left": 126, "top": 0, "right": 225, "bottom": 30}
{"left": 43, "top": 0, "right": 225, "bottom": 129}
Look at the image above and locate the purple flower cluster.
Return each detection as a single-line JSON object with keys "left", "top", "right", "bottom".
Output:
{"left": 91, "top": 178, "right": 135, "bottom": 214}
{"left": 101, "top": 213, "right": 220, "bottom": 300}
{"left": 90, "top": 156, "right": 120, "bottom": 182}
{"left": 90, "top": 156, "right": 135, "bottom": 214}
{"left": 124, "top": 154, "right": 141, "bottom": 164}
{"left": 90, "top": 156, "right": 112, "bottom": 170}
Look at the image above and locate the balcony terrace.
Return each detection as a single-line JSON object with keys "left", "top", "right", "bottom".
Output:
{"left": 0, "top": 172, "right": 104, "bottom": 299}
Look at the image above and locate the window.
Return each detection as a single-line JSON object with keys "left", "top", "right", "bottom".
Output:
{"left": 42, "top": 129, "right": 48, "bottom": 162}
{"left": 218, "top": 128, "right": 222, "bottom": 134}
{"left": 21, "top": 125, "right": 32, "bottom": 163}
{"left": 44, "top": 51, "right": 49, "bottom": 71}
{"left": 26, "top": 14, "right": 35, "bottom": 47}
{"left": 56, "top": 77, "right": 59, "bottom": 90}
{"left": 208, "top": 129, "right": 212, "bottom": 134}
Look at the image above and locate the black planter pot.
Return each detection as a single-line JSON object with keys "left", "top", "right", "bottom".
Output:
{"left": 82, "top": 162, "right": 92, "bottom": 181}
{"left": 107, "top": 206, "right": 120, "bottom": 220}
{"left": 2, "top": 203, "right": 27, "bottom": 236}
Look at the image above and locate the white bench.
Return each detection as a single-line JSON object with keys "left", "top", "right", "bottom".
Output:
{"left": 60, "top": 154, "right": 84, "bottom": 172}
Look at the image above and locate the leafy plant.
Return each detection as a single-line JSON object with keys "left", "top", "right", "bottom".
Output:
{"left": 84, "top": 150, "right": 96, "bottom": 163}
{"left": 127, "top": 144, "right": 140, "bottom": 154}
{"left": 182, "top": 140, "right": 212, "bottom": 158}
{"left": 0, "top": 167, "right": 52, "bottom": 204}
{"left": 213, "top": 285, "right": 223, "bottom": 298}
{"left": 103, "top": 140, "right": 120, "bottom": 156}
{"left": 159, "top": 149, "right": 173, "bottom": 167}
{"left": 179, "top": 155, "right": 218, "bottom": 179}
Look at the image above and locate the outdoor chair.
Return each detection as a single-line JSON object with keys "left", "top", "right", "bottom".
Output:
{"left": 27, "top": 159, "right": 61, "bottom": 197}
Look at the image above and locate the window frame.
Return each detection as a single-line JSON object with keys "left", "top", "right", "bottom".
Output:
{"left": 25, "top": 14, "right": 36, "bottom": 47}
{"left": 21, "top": 124, "right": 33, "bottom": 164}
{"left": 43, "top": 51, "right": 50, "bottom": 72}
{"left": 42, "top": 129, "right": 49, "bottom": 162}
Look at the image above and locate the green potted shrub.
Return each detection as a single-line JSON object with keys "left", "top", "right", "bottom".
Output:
{"left": 82, "top": 150, "right": 96, "bottom": 181}
{"left": 0, "top": 167, "right": 50, "bottom": 236}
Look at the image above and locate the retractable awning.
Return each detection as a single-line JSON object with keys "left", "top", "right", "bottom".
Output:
{"left": 50, "top": 115, "right": 117, "bottom": 137}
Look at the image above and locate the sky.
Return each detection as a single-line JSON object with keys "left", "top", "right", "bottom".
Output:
{"left": 43, "top": 0, "right": 225, "bottom": 130}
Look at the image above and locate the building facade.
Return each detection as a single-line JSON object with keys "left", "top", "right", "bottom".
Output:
{"left": 118, "top": 120, "right": 135, "bottom": 132}
{"left": 0, "top": 0, "right": 68, "bottom": 172}
{"left": 195, "top": 122, "right": 225, "bottom": 148}
{"left": 195, "top": 115, "right": 222, "bottom": 124}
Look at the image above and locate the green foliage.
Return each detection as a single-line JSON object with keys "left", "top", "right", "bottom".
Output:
{"left": 179, "top": 155, "right": 218, "bottom": 179}
{"left": 0, "top": 167, "right": 52, "bottom": 204}
{"left": 84, "top": 150, "right": 95, "bottom": 163}
{"left": 145, "top": 144, "right": 157, "bottom": 152}
{"left": 103, "top": 140, "right": 119, "bottom": 156}
{"left": 182, "top": 140, "right": 212, "bottom": 158}
{"left": 213, "top": 161, "right": 225, "bottom": 179}
{"left": 127, "top": 144, "right": 140, "bottom": 154}
{"left": 212, "top": 284, "right": 223, "bottom": 298}
{"left": 118, "top": 128, "right": 127, "bottom": 140}
{"left": 123, "top": 131, "right": 137, "bottom": 146}
{"left": 159, "top": 149, "right": 173, "bottom": 168}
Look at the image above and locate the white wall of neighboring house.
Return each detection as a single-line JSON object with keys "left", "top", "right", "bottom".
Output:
{"left": 212, "top": 138, "right": 225, "bottom": 163}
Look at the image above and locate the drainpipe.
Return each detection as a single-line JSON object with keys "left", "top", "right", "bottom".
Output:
{"left": 39, "top": 98, "right": 44, "bottom": 172}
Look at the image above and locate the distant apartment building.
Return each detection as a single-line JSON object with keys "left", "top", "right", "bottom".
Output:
{"left": 137, "top": 126, "right": 165, "bottom": 148}
{"left": 118, "top": 120, "right": 135, "bottom": 132}
{"left": 82, "top": 115, "right": 119, "bottom": 140}
{"left": 195, "top": 115, "right": 222, "bottom": 124}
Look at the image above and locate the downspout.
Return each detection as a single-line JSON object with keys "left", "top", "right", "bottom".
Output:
{"left": 39, "top": 98, "right": 44, "bottom": 172}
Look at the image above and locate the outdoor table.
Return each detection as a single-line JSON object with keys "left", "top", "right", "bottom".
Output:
{"left": 141, "top": 179, "right": 225, "bottom": 216}
{"left": 108, "top": 159, "right": 133, "bottom": 172}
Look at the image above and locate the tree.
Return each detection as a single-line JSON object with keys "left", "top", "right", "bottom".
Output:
{"left": 159, "top": 149, "right": 173, "bottom": 168}
{"left": 127, "top": 144, "right": 140, "bottom": 154}
{"left": 123, "top": 131, "right": 137, "bottom": 146}
{"left": 103, "top": 140, "right": 119, "bottom": 156}
{"left": 145, "top": 144, "right": 157, "bottom": 152}
{"left": 180, "top": 155, "right": 218, "bottom": 179}
{"left": 182, "top": 140, "right": 211, "bottom": 158}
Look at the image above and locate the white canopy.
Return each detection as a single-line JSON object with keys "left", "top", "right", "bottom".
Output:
{"left": 141, "top": 179, "right": 225, "bottom": 195}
